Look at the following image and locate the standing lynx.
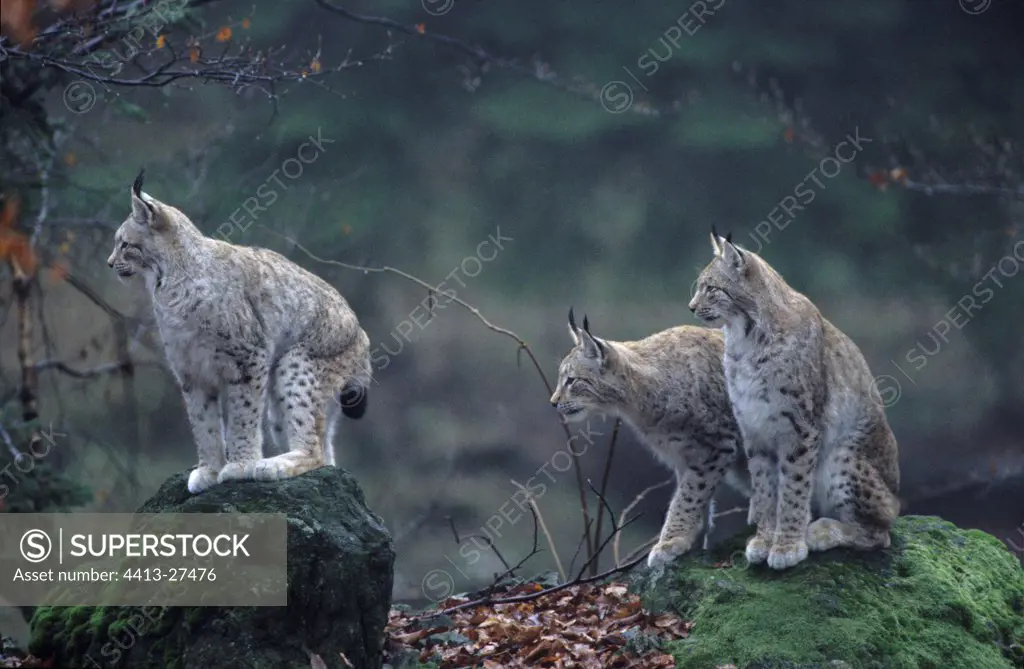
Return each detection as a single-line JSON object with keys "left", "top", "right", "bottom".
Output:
{"left": 107, "top": 171, "right": 372, "bottom": 494}
{"left": 689, "top": 231, "right": 900, "bottom": 570}
{"left": 549, "top": 310, "right": 749, "bottom": 568}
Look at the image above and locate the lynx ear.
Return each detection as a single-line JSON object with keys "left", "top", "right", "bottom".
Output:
{"left": 578, "top": 314, "right": 608, "bottom": 363}
{"left": 567, "top": 307, "right": 581, "bottom": 345}
{"left": 130, "top": 168, "right": 166, "bottom": 230}
{"left": 721, "top": 238, "right": 746, "bottom": 272}
{"left": 709, "top": 225, "right": 736, "bottom": 255}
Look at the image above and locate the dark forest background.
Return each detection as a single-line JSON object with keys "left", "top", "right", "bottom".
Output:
{"left": 1, "top": 0, "right": 1022, "bottom": 632}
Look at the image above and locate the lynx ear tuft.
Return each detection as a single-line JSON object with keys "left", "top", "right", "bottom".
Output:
{"left": 568, "top": 307, "right": 580, "bottom": 344}
{"left": 582, "top": 314, "right": 591, "bottom": 334}
{"left": 710, "top": 231, "right": 723, "bottom": 257}
{"left": 132, "top": 168, "right": 145, "bottom": 198}
{"left": 721, "top": 238, "right": 746, "bottom": 271}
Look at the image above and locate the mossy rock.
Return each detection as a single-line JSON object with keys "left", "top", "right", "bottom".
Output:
{"left": 630, "top": 515, "right": 1024, "bottom": 669}
{"left": 28, "top": 466, "right": 395, "bottom": 669}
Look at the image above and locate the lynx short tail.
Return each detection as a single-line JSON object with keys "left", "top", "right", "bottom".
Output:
{"left": 339, "top": 378, "right": 368, "bottom": 419}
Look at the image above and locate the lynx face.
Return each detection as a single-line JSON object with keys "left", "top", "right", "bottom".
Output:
{"left": 550, "top": 310, "right": 621, "bottom": 423}
{"left": 689, "top": 233, "right": 758, "bottom": 325}
{"left": 106, "top": 170, "right": 175, "bottom": 280}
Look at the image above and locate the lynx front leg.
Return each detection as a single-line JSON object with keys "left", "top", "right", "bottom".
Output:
{"left": 768, "top": 431, "right": 820, "bottom": 570}
{"left": 180, "top": 383, "right": 225, "bottom": 494}
{"left": 744, "top": 449, "right": 778, "bottom": 564}
{"left": 648, "top": 452, "right": 729, "bottom": 568}
{"left": 217, "top": 358, "right": 269, "bottom": 484}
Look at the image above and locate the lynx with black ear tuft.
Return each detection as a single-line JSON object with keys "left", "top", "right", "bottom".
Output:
{"left": 690, "top": 237, "right": 900, "bottom": 571}
{"left": 107, "top": 175, "right": 373, "bottom": 494}
{"left": 550, "top": 314, "right": 748, "bottom": 568}
{"left": 567, "top": 307, "right": 581, "bottom": 345}
{"left": 132, "top": 167, "right": 145, "bottom": 197}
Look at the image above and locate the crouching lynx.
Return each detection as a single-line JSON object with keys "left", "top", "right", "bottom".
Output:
{"left": 689, "top": 231, "right": 900, "bottom": 570}
{"left": 549, "top": 309, "right": 749, "bottom": 568}
{"left": 107, "top": 171, "right": 372, "bottom": 494}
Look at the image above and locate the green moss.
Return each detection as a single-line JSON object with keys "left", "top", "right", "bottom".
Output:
{"left": 631, "top": 516, "right": 1023, "bottom": 669}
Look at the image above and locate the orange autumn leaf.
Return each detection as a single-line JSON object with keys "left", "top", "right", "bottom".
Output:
{"left": 0, "top": 195, "right": 37, "bottom": 276}
{"left": 0, "top": 0, "right": 39, "bottom": 47}
{"left": 310, "top": 57, "right": 322, "bottom": 74}
{"left": 64, "top": 152, "right": 77, "bottom": 167}
{"left": 866, "top": 170, "right": 889, "bottom": 191}
{"left": 782, "top": 127, "right": 796, "bottom": 143}
{"left": 241, "top": 17, "right": 251, "bottom": 29}
{"left": 415, "top": 23, "right": 426, "bottom": 35}
{"left": 188, "top": 45, "right": 200, "bottom": 63}
{"left": 0, "top": 194, "right": 17, "bottom": 230}
{"left": 155, "top": 34, "right": 166, "bottom": 49}
{"left": 215, "top": 26, "right": 232, "bottom": 42}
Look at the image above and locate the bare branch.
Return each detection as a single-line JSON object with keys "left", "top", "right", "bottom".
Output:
{"left": 510, "top": 478, "right": 564, "bottom": 582}
{"left": 266, "top": 225, "right": 598, "bottom": 567}
{"left": 33, "top": 359, "right": 162, "bottom": 379}
{"left": 591, "top": 418, "right": 621, "bottom": 575}
{"left": 614, "top": 478, "right": 673, "bottom": 567}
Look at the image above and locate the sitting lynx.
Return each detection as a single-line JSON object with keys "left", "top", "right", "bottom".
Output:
{"left": 107, "top": 171, "right": 372, "bottom": 494}
{"left": 689, "top": 231, "right": 900, "bottom": 570}
{"left": 549, "top": 309, "right": 749, "bottom": 568}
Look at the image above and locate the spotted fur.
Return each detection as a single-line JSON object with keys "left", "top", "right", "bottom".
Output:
{"left": 550, "top": 310, "right": 749, "bottom": 568}
{"left": 689, "top": 232, "right": 900, "bottom": 570}
{"left": 107, "top": 171, "right": 372, "bottom": 494}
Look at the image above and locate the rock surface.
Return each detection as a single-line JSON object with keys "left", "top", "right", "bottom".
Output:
{"left": 29, "top": 467, "right": 395, "bottom": 669}
{"left": 630, "top": 515, "right": 1024, "bottom": 669}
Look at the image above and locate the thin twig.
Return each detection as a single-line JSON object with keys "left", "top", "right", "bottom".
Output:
{"left": 510, "top": 478, "right": 564, "bottom": 582}
{"left": 901, "top": 179, "right": 1024, "bottom": 201}
{"left": 591, "top": 417, "right": 621, "bottom": 575}
{"left": 310, "top": 0, "right": 670, "bottom": 118}
{"left": 621, "top": 535, "right": 659, "bottom": 566}
{"left": 0, "top": 422, "right": 19, "bottom": 460}
{"left": 33, "top": 359, "right": 162, "bottom": 379}
{"left": 446, "top": 516, "right": 512, "bottom": 571}
{"left": 414, "top": 529, "right": 650, "bottom": 620}
{"left": 614, "top": 478, "right": 673, "bottom": 567}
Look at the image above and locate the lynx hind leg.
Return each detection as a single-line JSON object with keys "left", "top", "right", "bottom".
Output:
{"left": 808, "top": 446, "right": 898, "bottom": 553}
{"left": 252, "top": 349, "right": 340, "bottom": 481}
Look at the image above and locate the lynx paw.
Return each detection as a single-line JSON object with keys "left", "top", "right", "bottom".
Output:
{"left": 187, "top": 466, "right": 221, "bottom": 494}
{"left": 647, "top": 537, "right": 693, "bottom": 568}
{"left": 767, "top": 539, "right": 808, "bottom": 570}
{"left": 806, "top": 518, "right": 845, "bottom": 552}
{"left": 217, "top": 462, "right": 256, "bottom": 484}
{"left": 252, "top": 451, "right": 321, "bottom": 481}
{"left": 745, "top": 535, "right": 771, "bottom": 564}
